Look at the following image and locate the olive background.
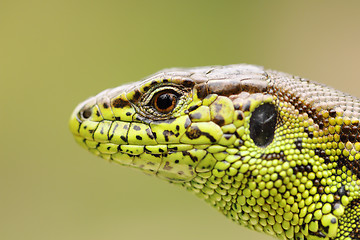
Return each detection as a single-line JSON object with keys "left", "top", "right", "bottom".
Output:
{"left": 1, "top": 1, "right": 360, "bottom": 240}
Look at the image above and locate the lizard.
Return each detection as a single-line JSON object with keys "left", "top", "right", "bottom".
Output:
{"left": 69, "top": 64, "right": 360, "bottom": 240}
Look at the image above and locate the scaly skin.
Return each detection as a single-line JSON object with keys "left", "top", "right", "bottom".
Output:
{"left": 69, "top": 64, "right": 360, "bottom": 240}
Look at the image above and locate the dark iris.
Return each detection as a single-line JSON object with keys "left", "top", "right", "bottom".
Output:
{"left": 249, "top": 103, "right": 277, "bottom": 147}
{"left": 153, "top": 91, "right": 178, "bottom": 113}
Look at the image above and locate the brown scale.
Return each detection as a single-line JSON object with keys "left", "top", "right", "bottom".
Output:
{"left": 270, "top": 86, "right": 330, "bottom": 131}
{"left": 112, "top": 97, "right": 130, "bottom": 108}
{"left": 314, "top": 148, "right": 332, "bottom": 164}
{"left": 293, "top": 164, "right": 313, "bottom": 175}
{"left": 260, "top": 151, "right": 285, "bottom": 161}
{"left": 340, "top": 122, "right": 360, "bottom": 143}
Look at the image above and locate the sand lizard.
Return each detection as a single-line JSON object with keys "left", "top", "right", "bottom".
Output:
{"left": 69, "top": 64, "right": 360, "bottom": 240}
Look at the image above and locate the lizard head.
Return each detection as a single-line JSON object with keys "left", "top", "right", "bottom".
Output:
{"left": 69, "top": 65, "right": 281, "bottom": 183}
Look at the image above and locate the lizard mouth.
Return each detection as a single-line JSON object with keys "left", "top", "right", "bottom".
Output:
{"left": 69, "top": 96, "right": 201, "bottom": 182}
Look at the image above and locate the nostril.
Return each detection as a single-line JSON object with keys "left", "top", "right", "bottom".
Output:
{"left": 82, "top": 108, "right": 92, "bottom": 119}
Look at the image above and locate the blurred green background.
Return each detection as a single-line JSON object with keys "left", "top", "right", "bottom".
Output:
{"left": 1, "top": 1, "right": 360, "bottom": 240}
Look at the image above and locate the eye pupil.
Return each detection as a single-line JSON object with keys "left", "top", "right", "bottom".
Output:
{"left": 157, "top": 94, "right": 174, "bottom": 109}
{"left": 154, "top": 92, "right": 178, "bottom": 113}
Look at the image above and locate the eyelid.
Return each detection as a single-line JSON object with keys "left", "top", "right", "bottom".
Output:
{"left": 138, "top": 84, "right": 190, "bottom": 120}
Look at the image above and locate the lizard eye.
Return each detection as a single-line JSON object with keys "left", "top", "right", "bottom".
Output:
{"left": 139, "top": 84, "right": 190, "bottom": 120}
{"left": 152, "top": 90, "right": 179, "bottom": 114}
{"left": 249, "top": 103, "right": 277, "bottom": 147}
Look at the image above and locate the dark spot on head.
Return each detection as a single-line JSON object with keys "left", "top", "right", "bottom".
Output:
{"left": 341, "top": 123, "right": 359, "bottom": 143}
{"left": 340, "top": 134, "right": 349, "bottom": 142}
{"left": 112, "top": 98, "right": 130, "bottom": 108}
{"left": 329, "top": 109, "right": 337, "bottom": 118}
{"left": 182, "top": 79, "right": 194, "bottom": 88}
{"left": 120, "top": 136, "right": 127, "bottom": 142}
{"left": 163, "top": 130, "right": 174, "bottom": 142}
{"left": 175, "top": 160, "right": 179, "bottom": 163}
{"left": 304, "top": 127, "right": 313, "bottom": 138}
{"left": 163, "top": 161, "right": 172, "bottom": 170}
{"left": 313, "top": 179, "right": 320, "bottom": 186}
{"left": 132, "top": 90, "right": 142, "bottom": 103}
{"left": 185, "top": 126, "right": 202, "bottom": 139}
{"left": 208, "top": 80, "right": 243, "bottom": 96}
{"left": 338, "top": 185, "right": 347, "bottom": 196}
{"left": 243, "top": 101, "right": 251, "bottom": 112}
{"left": 305, "top": 165, "right": 312, "bottom": 172}
{"left": 333, "top": 202, "right": 341, "bottom": 210}
{"left": 237, "top": 112, "right": 244, "bottom": 120}
{"left": 184, "top": 117, "right": 192, "bottom": 128}
{"left": 84, "top": 125, "right": 87, "bottom": 129}
{"left": 342, "top": 125, "right": 351, "bottom": 134}
{"left": 146, "top": 128, "right": 154, "bottom": 139}
{"left": 308, "top": 132, "right": 314, "bottom": 138}
{"left": 351, "top": 125, "right": 358, "bottom": 134}
{"left": 315, "top": 148, "right": 331, "bottom": 164}
{"left": 262, "top": 151, "right": 285, "bottom": 162}
{"left": 195, "top": 83, "right": 208, "bottom": 99}
{"left": 294, "top": 138, "right": 302, "bottom": 151}
{"left": 349, "top": 134, "right": 356, "bottom": 142}
{"left": 223, "top": 134, "right": 233, "bottom": 140}
{"left": 190, "top": 112, "right": 202, "bottom": 120}
{"left": 188, "top": 105, "right": 199, "bottom": 112}
{"left": 212, "top": 114, "right": 225, "bottom": 126}
{"left": 185, "top": 125, "right": 217, "bottom": 142}
{"left": 103, "top": 103, "right": 109, "bottom": 109}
